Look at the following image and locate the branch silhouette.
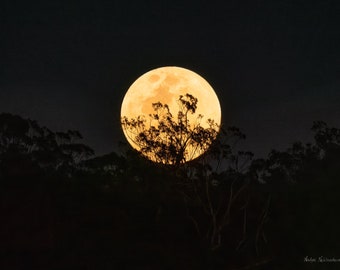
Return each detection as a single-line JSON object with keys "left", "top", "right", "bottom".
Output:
{"left": 121, "top": 93, "right": 219, "bottom": 165}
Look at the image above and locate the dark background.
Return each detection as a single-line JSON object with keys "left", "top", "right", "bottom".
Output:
{"left": 2, "top": 0, "right": 340, "bottom": 157}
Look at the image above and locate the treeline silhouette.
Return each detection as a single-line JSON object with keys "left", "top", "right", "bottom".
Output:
{"left": 1, "top": 112, "right": 339, "bottom": 270}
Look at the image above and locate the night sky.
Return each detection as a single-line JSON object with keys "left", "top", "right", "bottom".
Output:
{"left": 2, "top": 0, "right": 339, "bottom": 157}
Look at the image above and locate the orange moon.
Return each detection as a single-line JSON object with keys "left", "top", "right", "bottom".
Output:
{"left": 121, "top": 66, "right": 222, "bottom": 161}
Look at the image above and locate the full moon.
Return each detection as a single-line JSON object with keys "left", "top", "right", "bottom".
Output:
{"left": 121, "top": 66, "right": 222, "bottom": 163}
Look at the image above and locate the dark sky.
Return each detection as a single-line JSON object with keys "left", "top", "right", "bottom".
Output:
{"left": 2, "top": 0, "right": 340, "bottom": 157}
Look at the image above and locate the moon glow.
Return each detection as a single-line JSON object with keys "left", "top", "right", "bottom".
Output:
{"left": 121, "top": 66, "right": 222, "bottom": 163}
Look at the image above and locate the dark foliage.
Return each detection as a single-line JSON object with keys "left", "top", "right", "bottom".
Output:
{"left": 0, "top": 113, "right": 94, "bottom": 180}
{"left": 121, "top": 93, "right": 219, "bottom": 165}
{"left": 1, "top": 113, "right": 339, "bottom": 270}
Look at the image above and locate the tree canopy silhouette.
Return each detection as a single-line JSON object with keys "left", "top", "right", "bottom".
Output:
{"left": 2, "top": 110, "right": 339, "bottom": 269}
{"left": 121, "top": 93, "right": 219, "bottom": 165}
{"left": 0, "top": 113, "right": 94, "bottom": 179}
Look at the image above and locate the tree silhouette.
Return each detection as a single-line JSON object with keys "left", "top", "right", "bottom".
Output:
{"left": 122, "top": 96, "right": 271, "bottom": 252}
{"left": 174, "top": 126, "right": 271, "bottom": 252}
{"left": 121, "top": 93, "right": 219, "bottom": 165}
{"left": 3, "top": 110, "right": 339, "bottom": 269}
{"left": 253, "top": 121, "right": 340, "bottom": 264}
{"left": 0, "top": 113, "right": 94, "bottom": 178}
